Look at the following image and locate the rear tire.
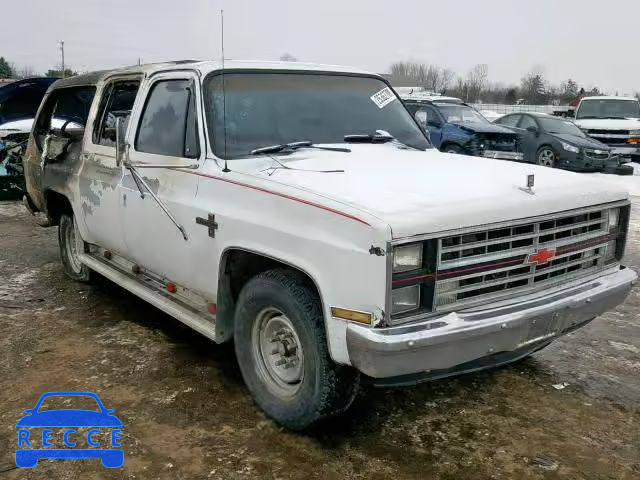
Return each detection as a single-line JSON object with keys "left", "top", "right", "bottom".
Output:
{"left": 59, "top": 213, "right": 91, "bottom": 282}
{"left": 234, "top": 269, "right": 359, "bottom": 430}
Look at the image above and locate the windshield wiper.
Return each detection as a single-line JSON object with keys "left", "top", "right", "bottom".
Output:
{"left": 251, "top": 141, "right": 350, "bottom": 155}
{"left": 343, "top": 132, "right": 394, "bottom": 144}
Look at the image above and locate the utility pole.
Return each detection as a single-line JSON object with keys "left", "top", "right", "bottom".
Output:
{"left": 58, "top": 40, "right": 65, "bottom": 78}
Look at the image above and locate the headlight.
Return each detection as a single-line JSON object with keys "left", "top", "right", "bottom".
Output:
{"left": 393, "top": 243, "right": 423, "bottom": 273}
{"left": 391, "top": 285, "right": 420, "bottom": 315}
{"left": 629, "top": 130, "right": 640, "bottom": 136}
{"left": 561, "top": 142, "right": 580, "bottom": 153}
{"left": 608, "top": 208, "right": 620, "bottom": 229}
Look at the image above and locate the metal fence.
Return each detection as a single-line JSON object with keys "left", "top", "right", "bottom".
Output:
{"left": 471, "top": 103, "right": 564, "bottom": 115}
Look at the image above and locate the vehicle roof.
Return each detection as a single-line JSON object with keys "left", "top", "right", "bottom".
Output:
{"left": 50, "top": 60, "right": 379, "bottom": 90}
{"left": 0, "top": 77, "right": 58, "bottom": 92}
{"left": 580, "top": 96, "right": 639, "bottom": 102}
{"left": 400, "top": 92, "right": 463, "bottom": 103}
{"left": 510, "top": 112, "right": 554, "bottom": 118}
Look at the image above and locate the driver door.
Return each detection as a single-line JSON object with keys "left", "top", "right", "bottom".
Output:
{"left": 119, "top": 72, "right": 213, "bottom": 296}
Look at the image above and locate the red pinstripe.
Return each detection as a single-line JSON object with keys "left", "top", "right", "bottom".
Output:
{"left": 180, "top": 170, "right": 371, "bottom": 226}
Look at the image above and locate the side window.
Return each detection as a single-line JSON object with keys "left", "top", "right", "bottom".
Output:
{"left": 518, "top": 115, "right": 537, "bottom": 130}
{"left": 423, "top": 106, "right": 442, "bottom": 126}
{"left": 93, "top": 80, "right": 140, "bottom": 147}
{"left": 496, "top": 114, "right": 520, "bottom": 127}
{"left": 34, "top": 86, "right": 96, "bottom": 145}
{"left": 135, "top": 80, "right": 199, "bottom": 158}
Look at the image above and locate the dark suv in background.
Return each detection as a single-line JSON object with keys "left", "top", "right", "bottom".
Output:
{"left": 401, "top": 93, "right": 522, "bottom": 161}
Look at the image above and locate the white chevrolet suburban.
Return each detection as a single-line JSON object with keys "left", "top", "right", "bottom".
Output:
{"left": 574, "top": 96, "right": 640, "bottom": 163}
{"left": 22, "top": 61, "right": 637, "bottom": 429}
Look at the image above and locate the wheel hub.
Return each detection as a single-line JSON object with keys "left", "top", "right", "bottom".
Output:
{"left": 254, "top": 309, "right": 304, "bottom": 395}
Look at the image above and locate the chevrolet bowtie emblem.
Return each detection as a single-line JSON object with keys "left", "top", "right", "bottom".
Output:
{"left": 526, "top": 248, "right": 556, "bottom": 266}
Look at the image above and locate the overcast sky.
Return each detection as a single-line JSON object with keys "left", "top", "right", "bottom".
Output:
{"left": 3, "top": 0, "right": 639, "bottom": 93}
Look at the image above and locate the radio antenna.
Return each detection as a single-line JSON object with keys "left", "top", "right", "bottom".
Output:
{"left": 221, "top": 9, "right": 230, "bottom": 172}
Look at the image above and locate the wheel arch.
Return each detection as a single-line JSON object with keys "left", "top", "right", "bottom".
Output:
{"left": 216, "top": 247, "right": 328, "bottom": 344}
{"left": 44, "top": 188, "right": 74, "bottom": 226}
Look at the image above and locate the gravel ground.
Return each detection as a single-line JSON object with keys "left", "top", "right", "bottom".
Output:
{"left": 0, "top": 198, "right": 638, "bottom": 480}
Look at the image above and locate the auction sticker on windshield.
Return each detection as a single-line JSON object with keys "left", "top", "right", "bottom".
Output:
{"left": 370, "top": 87, "right": 395, "bottom": 109}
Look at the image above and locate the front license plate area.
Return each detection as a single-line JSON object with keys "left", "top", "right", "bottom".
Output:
{"left": 520, "top": 312, "right": 562, "bottom": 346}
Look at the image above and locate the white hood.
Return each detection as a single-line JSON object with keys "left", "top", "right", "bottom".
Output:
{"left": 574, "top": 118, "right": 640, "bottom": 130}
{"left": 0, "top": 119, "right": 33, "bottom": 138}
{"left": 240, "top": 145, "right": 628, "bottom": 239}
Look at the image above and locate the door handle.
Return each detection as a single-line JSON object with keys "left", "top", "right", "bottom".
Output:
{"left": 81, "top": 152, "right": 95, "bottom": 162}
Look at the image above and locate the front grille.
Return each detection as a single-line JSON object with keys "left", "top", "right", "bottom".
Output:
{"left": 586, "top": 129, "right": 629, "bottom": 135}
{"left": 586, "top": 130, "right": 631, "bottom": 145}
{"left": 584, "top": 149, "right": 610, "bottom": 160}
{"left": 435, "top": 207, "right": 614, "bottom": 309}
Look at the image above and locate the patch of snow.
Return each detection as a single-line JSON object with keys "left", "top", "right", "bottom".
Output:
{"left": 587, "top": 163, "right": 640, "bottom": 197}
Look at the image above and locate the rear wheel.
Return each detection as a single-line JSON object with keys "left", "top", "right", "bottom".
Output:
{"left": 59, "top": 213, "right": 91, "bottom": 282}
{"left": 234, "top": 269, "right": 359, "bottom": 430}
{"left": 536, "top": 146, "right": 557, "bottom": 167}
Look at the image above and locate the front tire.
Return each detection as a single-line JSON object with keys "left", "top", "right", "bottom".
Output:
{"left": 59, "top": 213, "right": 91, "bottom": 282}
{"left": 536, "top": 146, "right": 557, "bottom": 167}
{"left": 234, "top": 269, "right": 359, "bottom": 430}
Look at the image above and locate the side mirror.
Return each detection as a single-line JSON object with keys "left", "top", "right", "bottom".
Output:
{"left": 115, "top": 117, "right": 127, "bottom": 167}
{"left": 526, "top": 126, "right": 539, "bottom": 135}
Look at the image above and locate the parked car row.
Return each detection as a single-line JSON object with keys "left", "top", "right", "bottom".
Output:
{"left": 21, "top": 60, "right": 637, "bottom": 430}
{"left": 400, "top": 91, "right": 638, "bottom": 175}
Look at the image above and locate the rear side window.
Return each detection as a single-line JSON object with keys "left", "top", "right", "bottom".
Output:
{"left": 518, "top": 115, "right": 537, "bottom": 130}
{"left": 135, "top": 80, "right": 199, "bottom": 158}
{"left": 93, "top": 80, "right": 140, "bottom": 147}
{"left": 496, "top": 114, "right": 520, "bottom": 127}
{"left": 34, "top": 86, "right": 96, "bottom": 137}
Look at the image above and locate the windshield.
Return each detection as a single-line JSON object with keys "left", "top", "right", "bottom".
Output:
{"left": 576, "top": 99, "right": 640, "bottom": 119}
{"left": 436, "top": 104, "right": 488, "bottom": 124}
{"left": 203, "top": 72, "right": 430, "bottom": 158}
{"left": 538, "top": 117, "right": 585, "bottom": 137}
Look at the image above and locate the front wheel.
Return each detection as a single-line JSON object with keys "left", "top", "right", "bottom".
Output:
{"left": 536, "top": 146, "right": 557, "bottom": 167}
{"left": 59, "top": 213, "right": 91, "bottom": 282}
{"left": 234, "top": 269, "right": 359, "bottom": 430}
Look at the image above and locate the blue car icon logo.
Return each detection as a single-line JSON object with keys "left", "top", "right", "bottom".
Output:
{"left": 15, "top": 391, "right": 123, "bottom": 468}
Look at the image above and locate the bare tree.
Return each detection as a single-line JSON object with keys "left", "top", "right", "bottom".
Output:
{"left": 440, "top": 68, "right": 455, "bottom": 93}
{"left": 521, "top": 67, "right": 547, "bottom": 104}
{"left": 17, "top": 65, "right": 38, "bottom": 78}
{"left": 465, "top": 64, "right": 488, "bottom": 102}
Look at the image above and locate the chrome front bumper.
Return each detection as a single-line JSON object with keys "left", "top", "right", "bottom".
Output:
{"left": 347, "top": 266, "right": 637, "bottom": 379}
